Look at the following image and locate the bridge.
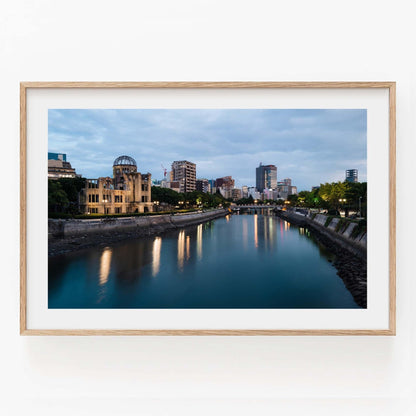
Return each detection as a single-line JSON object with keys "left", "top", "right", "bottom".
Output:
{"left": 230, "top": 205, "right": 282, "bottom": 213}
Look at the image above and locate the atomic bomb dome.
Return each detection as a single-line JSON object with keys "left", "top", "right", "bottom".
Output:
{"left": 113, "top": 155, "right": 137, "bottom": 167}
{"left": 80, "top": 154, "right": 152, "bottom": 215}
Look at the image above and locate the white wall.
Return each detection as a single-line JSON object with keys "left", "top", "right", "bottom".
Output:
{"left": 1, "top": 1, "right": 415, "bottom": 415}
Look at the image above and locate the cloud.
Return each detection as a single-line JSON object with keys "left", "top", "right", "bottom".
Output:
{"left": 48, "top": 109, "right": 367, "bottom": 191}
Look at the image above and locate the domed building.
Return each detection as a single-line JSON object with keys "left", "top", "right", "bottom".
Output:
{"left": 79, "top": 155, "right": 152, "bottom": 214}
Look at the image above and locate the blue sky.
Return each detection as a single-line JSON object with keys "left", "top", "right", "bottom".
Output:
{"left": 48, "top": 109, "right": 367, "bottom": 191}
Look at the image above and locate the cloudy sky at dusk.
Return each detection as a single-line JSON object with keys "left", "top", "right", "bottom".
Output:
{"left": 48, "top": 109, "right": 367, "bottom": 191}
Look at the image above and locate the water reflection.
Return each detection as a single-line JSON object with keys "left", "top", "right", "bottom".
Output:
{"left": 242, "top": 219, "right": 248, "bottom": 249}
{"left": 49, "top": 215, "right": 360, "bottom": 309}
{"left": 177, "top": 230, "right": 185, "bottom": 271}
{"left": 186, "top": 235, "right": 191, "bottom": 260}
{"left": 99, "top": 247, "right": 112, "bottom": 285}
{"left": 152, "top": 237, "right": 162, "bottom": 277}
{"left": 254, "top": 214, "right": 258, "bottom": 248}
{"left": 197, "top": 224, "right": 203, "bottom": 260}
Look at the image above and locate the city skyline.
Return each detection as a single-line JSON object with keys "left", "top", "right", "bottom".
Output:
{"left": 48, "top": 109, "right": 367, "bottom": 191}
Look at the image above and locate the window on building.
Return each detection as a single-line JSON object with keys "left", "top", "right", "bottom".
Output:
{"left": 115, "top": 207, "right": 121, "bottom": 214}
{"left": 142, "top": 196, "right": 148, "bottom": 202}
{"left": 88, "top": 180, "right": 98, "bottom": 189}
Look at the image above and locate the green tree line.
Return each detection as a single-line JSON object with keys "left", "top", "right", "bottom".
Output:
{"left": 287, "top": 181, "right": 367, "bottom": 216}
{"left": 151, "top": 186, "right": 230, "bottom": 209}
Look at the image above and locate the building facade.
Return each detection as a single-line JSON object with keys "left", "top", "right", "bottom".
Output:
{"left": 231, "top": 188, "right": 242, "bottom": 201}
{"left": 256, "top": 163, "right": 277, "bottom": 192}
{"left": 215, "top": 176, "right": 235, "bottom": 190}
{"left": 346, "top": 169, "right": 358, "bottom": 183}
{"left": 196, "top": 178, "right": 211, "bottom": 193}
{"left": 79, "top": 155, "right": 153, "bottom": 214}
{"left": 171, "top": 160, "right": 196, "bottom": 193}
{"left": 248, "top": 187, "right": 261, "bottom": 200}
{"left": 241, "top": 185, "right": 249, "bottom": 198}
{"left": 48, "top": 152, "right": 78, "bottom": 179}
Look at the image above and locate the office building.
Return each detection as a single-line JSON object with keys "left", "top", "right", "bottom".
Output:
{"left": 256, "top": 163, "right": 277, "bottom": 192}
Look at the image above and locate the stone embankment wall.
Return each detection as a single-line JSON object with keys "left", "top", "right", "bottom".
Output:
{"left": 277, "top": 210, "right": 367, "bottom": 307}
{"left": 277, "top": 211, "right": 366, "bottom": 258}
{"left": 49, "top": 209, "right": 228, "bottom": 239}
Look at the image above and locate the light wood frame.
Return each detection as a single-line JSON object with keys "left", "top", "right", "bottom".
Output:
{"left": 20, "top": 81, "right": 396, "bottom": 336}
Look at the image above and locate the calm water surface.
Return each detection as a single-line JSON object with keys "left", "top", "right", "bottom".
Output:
{"left": 48, "top": 213, "right": 359, "bottom": 308}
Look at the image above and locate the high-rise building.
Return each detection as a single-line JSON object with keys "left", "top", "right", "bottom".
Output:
{"left": 256, "top": 163, "right": 277, "bottom": 192}
{"left": 196, "top": 178, "right": 211, "bottom": 193}
{"left": 171, "top": 160, "right": 196, "bottom": 193}
{"left": 215, "top": 176, "right": 235, "bottom": 190}
{"left": 346, "top": 169, "right": 358, "bottom": 183}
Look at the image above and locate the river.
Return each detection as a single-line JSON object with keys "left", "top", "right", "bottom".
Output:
{"left": 48, "top": 212, "right": 360, "bottom": 308}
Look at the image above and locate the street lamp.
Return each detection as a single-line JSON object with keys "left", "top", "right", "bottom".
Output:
{"left": 339, "top": 198, "right": 347, "bottom": 217}
{"left": 103, "top": 198, "right": 108, "bottom": 215}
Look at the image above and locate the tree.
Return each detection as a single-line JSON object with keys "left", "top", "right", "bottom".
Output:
{"left": 58, "top": 177, "right": 86, "bottom": 202}
{"left": 48, "top": 180, "right": 69, "bottom": 213}
{"left": 318, "top": 181, "right": 347, "bottom": 210}
{"left": 151, "top": 186, "right": 183, "bottom": 206}
{"left": 345, "top": 181, "right": 367, "bottom": 216}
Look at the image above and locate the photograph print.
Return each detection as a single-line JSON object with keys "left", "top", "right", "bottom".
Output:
{"left": 48, "top": 108, "right": 367, "bottom": 309}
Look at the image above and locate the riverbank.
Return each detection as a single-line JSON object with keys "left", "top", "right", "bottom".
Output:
{"left": 48, "top": 208, "right": 228, "bottom": 257}
{"left": 276, "top": 210, "right": 367, "bottom": 308}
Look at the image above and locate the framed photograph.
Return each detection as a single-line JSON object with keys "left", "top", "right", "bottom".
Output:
{"left": 20, "top": 82, "right": 396, "bottom": 335}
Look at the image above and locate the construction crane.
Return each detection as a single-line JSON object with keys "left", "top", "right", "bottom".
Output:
{"left": 161, "top": 163, "right": 167, "bottom": 179}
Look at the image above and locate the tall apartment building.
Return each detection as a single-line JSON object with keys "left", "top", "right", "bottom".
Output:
{"left": 171, "top": 160, "right": 196, "bottom": 193}
{"left": 256, "top": 163, "right": 277, "bottom": 192}
{"left": 346, "top": 169, "right": 358, "bottom": 183}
